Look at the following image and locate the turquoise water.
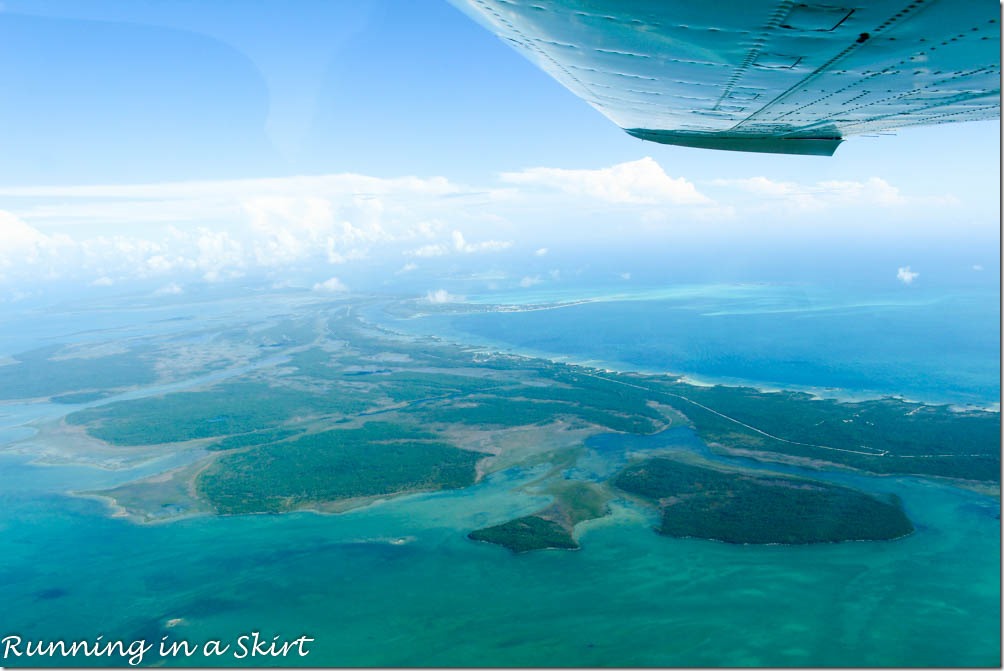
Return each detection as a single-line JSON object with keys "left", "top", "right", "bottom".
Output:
{"left": 1, "top": 449, "right": 999, "bottom": 667}
{"left": 0, "top": 286, "right": 999, "bottom": 667}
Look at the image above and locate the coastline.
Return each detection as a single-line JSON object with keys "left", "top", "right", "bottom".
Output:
{"left": 367, "top": 302, "right": 1001, "bottom": 413}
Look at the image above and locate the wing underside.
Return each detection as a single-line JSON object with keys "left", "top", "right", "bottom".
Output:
{"left": 451, "top": 0, "right": 1001, "bottom": 155}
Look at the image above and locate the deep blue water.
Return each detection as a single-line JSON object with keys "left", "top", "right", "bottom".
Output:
{"left": 394, "top": 282, "right": 1000, "bottom": 407}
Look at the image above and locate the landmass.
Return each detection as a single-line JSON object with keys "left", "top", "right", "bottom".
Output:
{"left": 469, "top": 480, "right": 609, "bottom": 552}
{"left": 3, "top": 297, "right": 997, "bottom": 550}
{"left": 613, "top": 455, "right": 914, "bottom": 544}
{"left": 197, "top": 422, "right": 482, "bottom": 514}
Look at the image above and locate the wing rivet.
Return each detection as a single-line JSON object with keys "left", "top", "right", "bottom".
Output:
{"left": 856, "top": 32, "right": 870, "bottom": 43}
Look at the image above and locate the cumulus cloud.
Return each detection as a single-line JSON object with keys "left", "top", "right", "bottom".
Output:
{"left": 91, "top": 276, "right": 114, "bottom": 287}
{"left": 0, "top": 210, "right": 75, "bottom": 273}
{"left": 501, "top": 157, "right": 710, "bottom": 205}
{"left": 897, "top": 266, "right": 919, "bottom": 284}
{"left": 0, "top": 170, "right": 499, "bottom": 287}
{"left": 0, "top": 163, "right": 975, "bottom": 295}
{"left": 312, "top": 277, "right": 348, "bottom": 293}
{"left": 451, "top": 230, "right": 510, "bottom": 253}
{"left": 406, "top": 230, "right": 510, "bottom": 258}
{"left": 425, "top": 289, "right": 462, "bottom": 304}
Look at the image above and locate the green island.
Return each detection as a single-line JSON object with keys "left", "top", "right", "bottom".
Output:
{"left": 469, "top": 514, "right": 578, "bottom": 552}
{"left": 614, "top": 456, "right": 914, "bottom": 544}
{"left": 469, "top": 480, "right": 609, "bottom": 552}
{"left": 29, "top": 299, "right": 994, "bottom": 546}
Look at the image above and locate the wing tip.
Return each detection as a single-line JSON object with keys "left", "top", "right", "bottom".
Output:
{"left": 626, "top": 129, "right": 843, "bottom": 157}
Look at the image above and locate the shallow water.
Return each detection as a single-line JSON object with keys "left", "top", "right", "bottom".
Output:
{"left": 0, "top": 287, "right": 998, "bottom": 667}
{"left": 1, "top": 448, "right": 998, "bottom": 667}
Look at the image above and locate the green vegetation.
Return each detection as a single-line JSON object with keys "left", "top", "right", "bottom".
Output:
{"left": 546, "top": 480, "right": 610, "bottom": 525}
{"left": 589, "top": 373, "right": 1000, "bottom": 482}
{"left": 46, "top": 298, "right": 997, "bottom": 537}
{"left": 417, "top": 395, "right": 571, "bottom": 427}
{"left": 66, "top": 381, "right": 374, "bottom": 446}
{"left": 378, "top": 371, "right": 504, "bottom": 402}
{"left": 207, "top": 428, "right": 304, "bottom": 451}
{"left": 470, "top": 480, "right": 610, "bottom": 553}
{"left": 469, "top": 515, "right": 578, "bottom": 553}
{"left": 614, "top": 457, "right": 914, "bottom": 544}
{"left": 413, "top": 384, "right": 662, "bottom": 434}
{"left": 196, "top": 422, "right": 482, "bottom": 514}
{"left": 0, "top": 344, "right": 155, "bottom": 400}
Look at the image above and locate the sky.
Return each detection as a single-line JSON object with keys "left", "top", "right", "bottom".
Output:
{"left": 0, "top": 0, "right": 999, "bottom": 303}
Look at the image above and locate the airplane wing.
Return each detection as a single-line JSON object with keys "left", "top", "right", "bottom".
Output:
{"left": 449, "top": 0, "right": 1001, "bottom": 155}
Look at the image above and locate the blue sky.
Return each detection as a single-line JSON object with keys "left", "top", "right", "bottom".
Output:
{"left": 0, "top": 0, "right": 999, "bottom": 300}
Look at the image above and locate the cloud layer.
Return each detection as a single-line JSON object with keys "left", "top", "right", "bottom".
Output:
{"left": 0, "top": 156, "right": 970, "bottom": 298}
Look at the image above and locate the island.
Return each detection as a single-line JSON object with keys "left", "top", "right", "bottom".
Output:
{"left": 613, "top": 455, "right": 914, "bottom": 544}
{"left": 8, "top": 297, "right": 993, "bottom": 549}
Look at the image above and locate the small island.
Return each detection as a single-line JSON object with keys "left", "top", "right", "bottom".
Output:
{"left": 468, "top": 480, "right": 609, "bottom": 552}
{"left": 614, "top": 456, "right": 914, "bottom": 544}
{"left": 469, "top": 513, "right": 578, "bottom": 552}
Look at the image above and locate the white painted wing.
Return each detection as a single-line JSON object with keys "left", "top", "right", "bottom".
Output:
{"left": 451, "top": 0, "right": 1001, "bottom": 155}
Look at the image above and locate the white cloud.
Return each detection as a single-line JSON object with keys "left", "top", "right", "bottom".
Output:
{"left": 619, "top": 272, "right": 632, "bottom": 280}
{"left": 897, "top": 266, "right": 919, "bottom": 284}
{"left": 0, "top": 163, "right": 980, "bottom": 295}
{"left": 710, "top": 176, "right": 954, "bottom": 215}
{"left": 0, "top": 210, "right": 76, "bottom": 274}
{"left": 154, "top": 282, "right": 183, "bottom": 296}
{"left": 408, "top": 243, "right": 449, "bottom": 258}
{"left": 972, "top": 264, "right": 984, "bottom": 271}
{"left": 451, "top": 230, "right": 510, "bottom": 253}
{"left": 397, "top": 262, "right": 418, "bottom": 274}
{"left": 406, "top": 230, "right": 511, "bottom": 258}
{"left": 91, "top": 276, "right": 114, "bottom": 287}
{"left": 425, "top": 289, "right": 462, "bottom": 304}
{"left": 501, "top": 157, "right": 710, "bottom": 205}
{"left": 325, "top": 242, "right": 368, "bottom": 265}
{"left": 0, "top": 172, "right": 480, "bottom": 286}
{"left": 312, "top": 277, "right": 348, "bottom": 293}
{"left": 519, "top": 275, "right": 542, "bottom": 288}
{"left": 818, "top": 177, "right": 905, "bottom": 206}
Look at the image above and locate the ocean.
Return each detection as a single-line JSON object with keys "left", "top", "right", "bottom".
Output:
{"left": 386, "top": 281, "right": 1001, "bottom": 408}
{"left": 0, "top": 281, "right": 999, "bottom": 667}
